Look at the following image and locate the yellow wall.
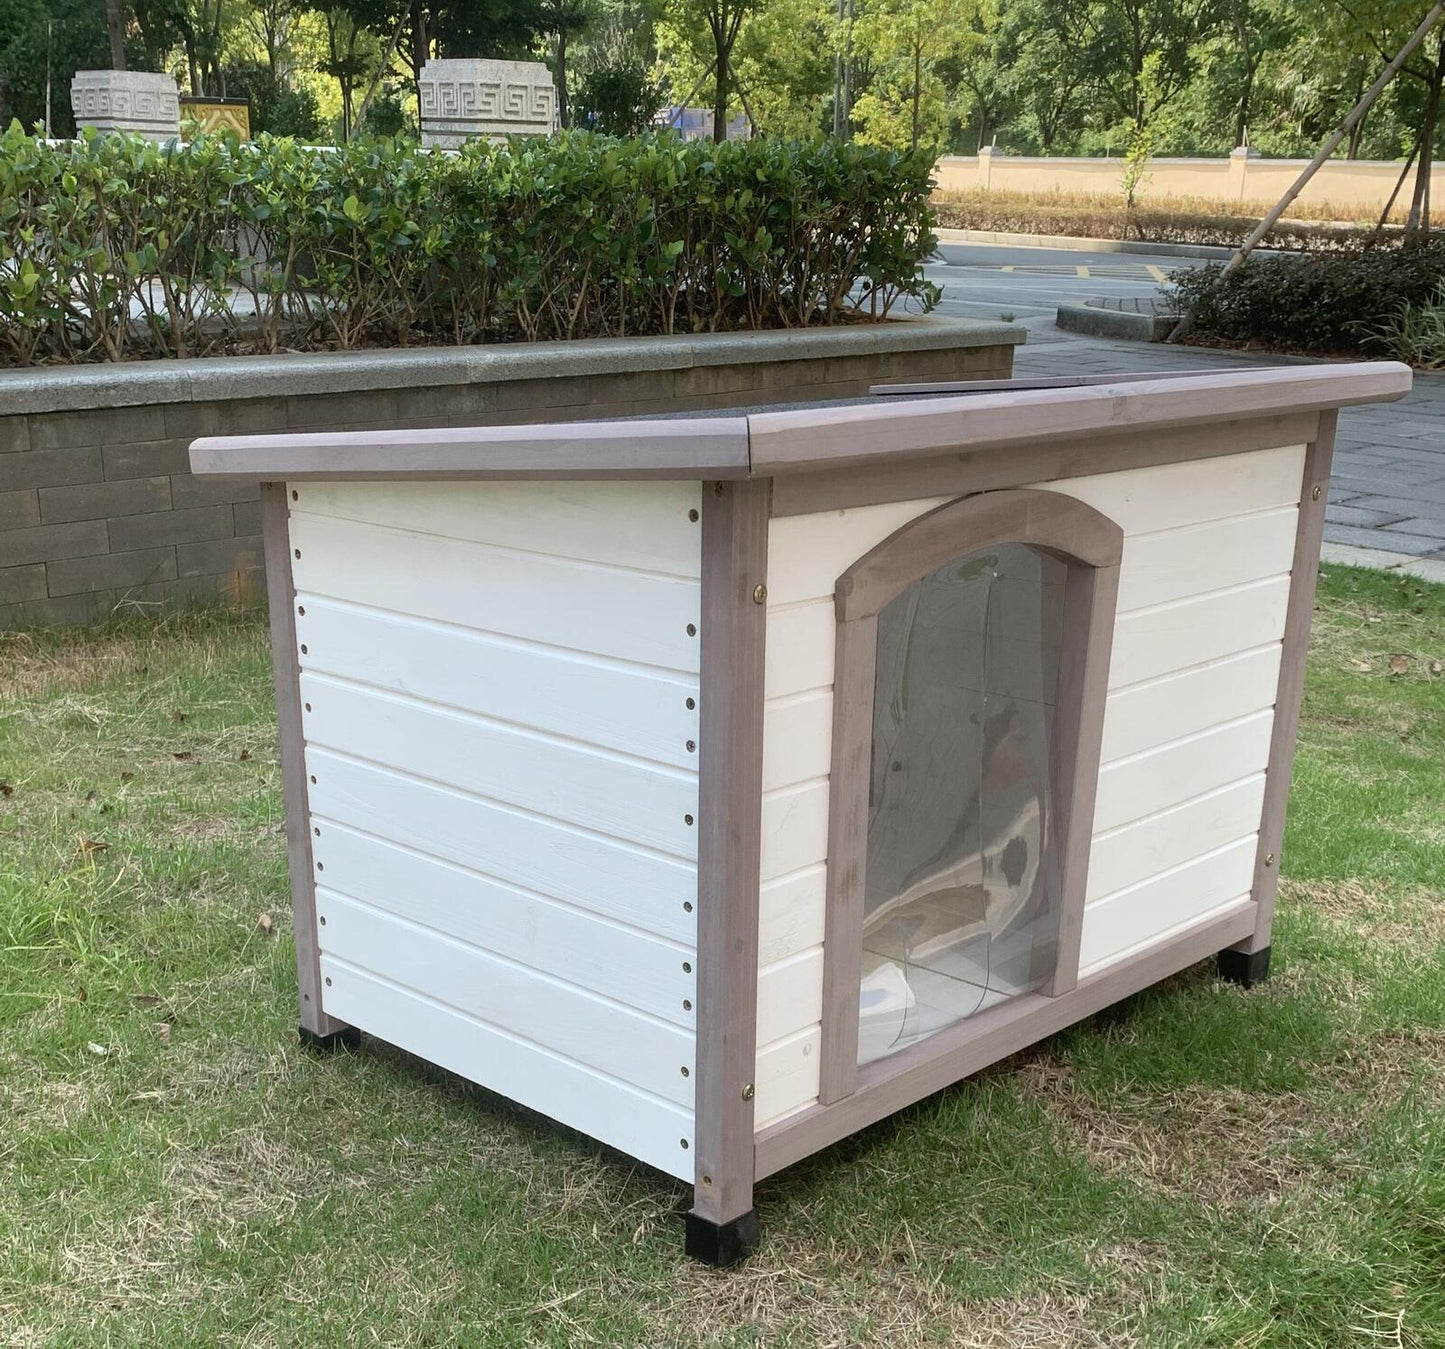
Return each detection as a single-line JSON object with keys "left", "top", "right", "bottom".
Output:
{"left": 935, "top": 151, "right": 1439, "bottom": 215}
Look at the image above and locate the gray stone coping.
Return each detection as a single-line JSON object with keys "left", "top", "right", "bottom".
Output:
{"left": 0, "top": 316, "right": 1021, "bottom": 417}
{"left": 1056, "top": 299, "right": 1177, "bottom": 343}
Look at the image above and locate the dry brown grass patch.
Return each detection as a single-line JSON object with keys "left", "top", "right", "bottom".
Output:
{"left": 1279, "top": 877, "right": 1445, "bottom": 948}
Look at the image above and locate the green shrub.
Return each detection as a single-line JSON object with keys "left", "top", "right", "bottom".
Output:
{"left": 0, "top": 123, "right": 940, "bottom": 366}
{"left": 1166, "top": 244, "right": 1445, "bottom": 357}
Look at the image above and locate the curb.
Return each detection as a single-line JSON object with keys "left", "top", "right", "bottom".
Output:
{"left": 933, "top": 227, "right": 1285, "bottom": 263}
{"left": 1056, "top": 302, "right": 1176, "bottom": 342}
{"left": 1320, "top": 541, "right": 1445, "bottom": 584}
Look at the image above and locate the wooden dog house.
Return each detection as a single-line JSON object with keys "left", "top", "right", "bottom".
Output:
{"left": 189, "top": 362, "right": 1409, "bottom": 1264}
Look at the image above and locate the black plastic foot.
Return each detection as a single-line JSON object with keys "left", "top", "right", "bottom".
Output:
{"left": 1218, "top": 945, "right": 1270, "bottom": 989}
{"left": 298, "top": 1024, "right": 362, "bottom": 1052}
{"left": 685, "top": 1209, "right": 761, "bottom": 1266}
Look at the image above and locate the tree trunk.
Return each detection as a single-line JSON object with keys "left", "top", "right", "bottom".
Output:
{"left": 411, "top": 0, "right": 428, "bottom": 77}
{"left": 1405, "top": 36, "right": 1445, "bottom": 245}
{"left": 556, "top": 28, "right": 568, "bottom": 128}
{"left": 104, "top": 0, "right": 127, "bottom": 70}
{"left": 911, "top": 39, "right": 921, "bottom": 150}
{"left": 712, "top": 28, "right": 729, "bottom": 140}
{"left": 1230, "top": 0, "right": 1253, "bottom": 147}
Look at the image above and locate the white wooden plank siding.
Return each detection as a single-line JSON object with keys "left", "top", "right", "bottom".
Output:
{"left": 322, "top": 962, "right": 694, "bottom": 1178}
{"left": 755, "top": 444, "right": 1306, "bottom": 1126}
{"left": 290, "top": 480, "right": 703, "bottom": 1175}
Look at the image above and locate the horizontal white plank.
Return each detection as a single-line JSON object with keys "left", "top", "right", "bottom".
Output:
{"left": 312, "top": 823, "right": 693, "bottom": 1022}
{"left": 1109, "top": 576, "right": 1291, "bottom": 690}
{"left": 758, "top": 865, "right": 827, "bottom": 969}
{"left": 322, "top": 960, "right": 693, "bottom": 1179}
{"left": 306, "top": 750, "right": 696, "bottom": 942}
{"left": 300, "top": 673, "right": 697, "bottom": 860}
{"left": 762, "top": 690, "right": 834, "bottom": 794}
{"left": 293, "top": 479, "right": 703, "bottom": 577}
{"left": 1117, "top": 506, "right": 1299, "bottom": 614}
{"left": 1079, "top": 838, "right": 1258, "bottom": 972}
{"left": 1039, "top": 443, "right": 1304, "bottom": 534}
{"left": 760, "top": 780, "right": 830, "bottom": 883}
{"left": 766, "top": 497, "right": 950, "bottom": 608}
{"left": 1087, "top": 774, "right": 1267, "bottom": 904}
{"left": 764, "top": 600, "right": 835, "bottom": 701}
{"left": 1092, "top": 710, "right": 1275, "bottom": 835}
{"left": 295, "top": 596, "right": 698, "bottom": 768}
{"left": 291, "top": 512, "right": 701, "bottom": 672}
{"left": 320, "top": 895, "right": 694, "bottom": 1104}
{"left": 754, "top": 1025, "right": 821, "bottom": 1129}
{"left": 757, "top": 945, "right": 825, "bottom": 1046}
{"left": 1100, "top": 644, "right": 1282, "bottom": 763}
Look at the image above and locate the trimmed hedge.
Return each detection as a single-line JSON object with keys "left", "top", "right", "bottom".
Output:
{"left": 933, "top": 190, "right": 1388, "bottom": 252}
{"left": 0, "top": 125, "right": 940, "bottom": 366}
{"left": 1166, "top": 244, "right": 1445, "bottom": 356}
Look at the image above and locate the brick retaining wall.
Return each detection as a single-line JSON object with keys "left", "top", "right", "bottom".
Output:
{"left": 0, "top": 319, "right": 1020, "bottom": 627}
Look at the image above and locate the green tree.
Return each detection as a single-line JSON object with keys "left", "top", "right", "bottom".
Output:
{"left": 851, "top": 0, "right": 981, "bottom": 150}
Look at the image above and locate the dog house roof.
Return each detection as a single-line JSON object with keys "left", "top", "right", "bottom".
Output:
{"left": 189, "top": 362, "right": 1411, "bottom": 483}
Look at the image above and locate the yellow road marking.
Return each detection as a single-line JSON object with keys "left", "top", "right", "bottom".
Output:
{"left": 1076, "top": 265, "right": 1090, "bottom": 277}
{"left": 1146, "top": 264, "right": 1168, "bottom": 282}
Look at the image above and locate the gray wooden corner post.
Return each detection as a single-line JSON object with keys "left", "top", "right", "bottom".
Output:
{"left": 259, "top": 482, "right": 357, "bottom": 1050}
{"left": 689, "top": 477, "right": 769, "bottom": 1265}
{"left": 1223, "top": 410, "right": 1338, "bottom": 988}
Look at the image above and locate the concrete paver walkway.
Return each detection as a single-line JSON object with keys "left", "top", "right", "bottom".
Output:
{"left": 1004, "top": 319, "right": 1445, "bottom": 583}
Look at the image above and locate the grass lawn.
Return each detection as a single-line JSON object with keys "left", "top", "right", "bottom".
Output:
{"left": 1, "top": 565, "right": 1443, "bottom": 1347}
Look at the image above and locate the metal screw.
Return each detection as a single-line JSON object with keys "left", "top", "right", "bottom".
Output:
{"left": 1265, "top": 852, "right": 1275, "bottom": 867}
{"left": 688, "top": 509, "right": 699, "bottom": 522}
{"left": 683, "top": 901, "right": 693, "bottom": 913}
{"left": 741, "top": 1083, "right": 755, "bottom": 1101}
{"left": 686, "top": 623, "right": 696, "bottom": 637}
{"left": 683, "top": 998, "right": 692, "bottom": 1011}
{"left": 1312, "top": 485, "right": 1322, "bottom": 501}
{"left": 682, "top": 961, "right": 692, "bottom": 973}
{"left": 291, "top": 490, "right": 299, "bottom": 502}
{"left": 681, "top": 1138, "right": 690, "bottom": 1149}
{"left": 300, "top": 644, "right": 308, "bottom": 655}
{"left": 297, "top": 605, "right": 305, "bottom": 616}
{"left": 702, "top": 1174, "right": 713, "bottom": 1187}
{"left": 686, "top": 739, "right": 696, "bottom": 753}
{"left": 304, "top": 702, "right": 311, "bottom": 712}
{"left": 319, "top": 915, "right": 326, "bottom": 925}
{"left": 294, "top": 548, "right": 301, "bottom": 559}
{"left": 681, "top": 1066, "right": 690, "bottom": 1077}
{"left": 686, "top": 697, "right": 696, "bottom": 710}
{"left": 752, "top": 584, "right": 768, "bottom": 605}
{"left": 325, "top": 976, "right": 332, "bottom": 987}
{"left": 684, "top": 813, "right": 694, "bottom": 826}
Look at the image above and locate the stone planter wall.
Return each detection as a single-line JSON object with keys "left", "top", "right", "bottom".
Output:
{"left": 0, "top": 318, "right": 1020, "bottom": 628}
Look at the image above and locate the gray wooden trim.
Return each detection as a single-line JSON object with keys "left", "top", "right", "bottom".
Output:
{"left": 1237, "top": 410, "right": 1338, "bottom": 956}
{"left": 750, "top": 363, "right": 1409, "bottom": 476}
{"left": 692, "top": 478, "right": 770, "bottom": 1226}
{"left": 817, "top": 613, "right": 876, "bottom": 1105}
{"left": 871, "top": 369, "right": 1284, "bottom": 396}
{"left": 191, "top": 418, "right": 752, "bottom": 482}
{"left": 767, "top": 412, "right": 1323, "bottom": 517}
{"left": 260, "top": 482, "right": 346, "bottom": 1038}
{"left": 1045, "top": 563, "right": 1120, "bottom": 997}
{"left": 814, "top": 490, "right": 1123, "bottom": 1108}
{"left": 755, "top": 898, "right": 1258, "bottom": 1178}
{"left": 836, "top": 489, "right": 1123, "bottom": 621}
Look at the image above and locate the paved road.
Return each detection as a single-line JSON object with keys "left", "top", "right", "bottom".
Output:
{"left": 926, "top": 242, "right": 1205, "bottom": 325}
{"left": 925, "top": 243, "right": 1445, "bottom": 580}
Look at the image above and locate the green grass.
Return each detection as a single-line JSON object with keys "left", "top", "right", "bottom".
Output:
{"left": 1, "top": 566, "right": 1442, "bottom": 1347}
